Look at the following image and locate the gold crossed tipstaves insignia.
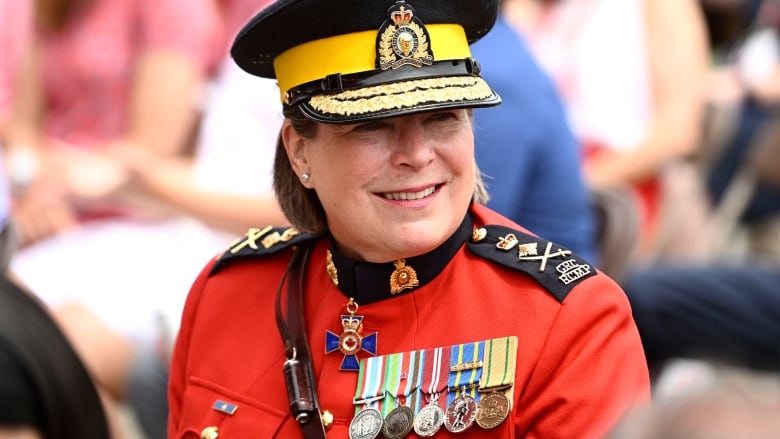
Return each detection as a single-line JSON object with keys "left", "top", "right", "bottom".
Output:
{"left": 229, "top": 226, "right": 300, "bottom": 254}
{"left": 518, "top": 241, "right": 572, "bottom": 272}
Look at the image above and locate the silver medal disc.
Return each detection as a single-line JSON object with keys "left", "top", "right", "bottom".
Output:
{"left": 444, "top": 394, "right": 478, "bottom": 433}
{"left": 349, "top": 408, "right": 384, "bottom": 439}
{"left": 382, "top": 405, "right": 414, "bottom": 439}
{"left": 413, "top": 403, "right": 445, "bottom": 437}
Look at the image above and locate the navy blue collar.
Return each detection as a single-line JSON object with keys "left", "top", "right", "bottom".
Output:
{"left": 328, "top": 214, "right": 472, "bottom": 305}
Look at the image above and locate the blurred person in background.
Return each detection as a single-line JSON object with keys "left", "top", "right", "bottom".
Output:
{"left": 0, "top": 0, "right": 30, "bottom": 265}
{"left": 609, "top": 360, "right": 780, "bottom": 439}
{"left": 0, "top": 275, "right": 112, "bottom": 439}
{"left": 472, "top": 6, "right": 598, "bottom": 263}
{"left": 3, "top": 0, "right": 222, "bottom": 245}
{"left": 503, "top": 0, "right": 711, "bottom": 265}
{"left": 0, "top": 0, "right": 272, "bottom": 433}
{"left": 624, "top": 262, "right": 780, "bottom": 377}
{"left": 1, "top": 116, "right": 111, "bottom": 437}
{"left": 616, "top": 0, "right": 780, "bottom": 411}
{"left": 701, "top": 0, "right": 780, "bottom": 261}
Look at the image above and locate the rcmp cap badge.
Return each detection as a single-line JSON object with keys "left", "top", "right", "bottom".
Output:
{"left": 377, "top": 1, "right": 434, "bottom": 70}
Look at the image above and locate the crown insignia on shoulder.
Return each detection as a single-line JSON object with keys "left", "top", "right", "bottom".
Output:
{"left": 376, "top": 1, "right": 434, "bottom": 70}
{"left": 210, "top": 226, "right": 316, "bottom": 275}
{"left": 467, "top": 225, "right": 596, "bottom": 302}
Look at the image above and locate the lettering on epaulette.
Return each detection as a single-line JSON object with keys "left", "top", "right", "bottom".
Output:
{"left": 467, "top": 225, "right": 596, "bottom": 302}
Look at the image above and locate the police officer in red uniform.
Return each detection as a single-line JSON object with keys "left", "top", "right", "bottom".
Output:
{"left": 167, "top": 0, "right": 651, "bottom": 438}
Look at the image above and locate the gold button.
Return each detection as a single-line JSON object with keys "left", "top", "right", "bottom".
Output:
{"left": 201, "top": 426, "right": 219, "bottom": 439}
{"left": 321, "top": 410, "right": 334, "bottom": 430}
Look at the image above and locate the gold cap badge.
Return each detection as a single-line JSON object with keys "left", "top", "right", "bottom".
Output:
{"left": 377, "top": 1, "right": 434, "bottom": 70}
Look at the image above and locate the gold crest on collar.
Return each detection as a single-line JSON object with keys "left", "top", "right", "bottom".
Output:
{"left": 389, "top": 258, "right": 420, "bottom": 294}
{"left": 376, "top": 1, "right": 434, "bottom": 70}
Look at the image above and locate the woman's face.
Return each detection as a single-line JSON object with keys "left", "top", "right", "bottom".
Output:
{"left": 284, "top": 109, "right": 476, "bottom": 262}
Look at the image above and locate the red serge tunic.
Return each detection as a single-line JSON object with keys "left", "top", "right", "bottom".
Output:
{"left": 168, "top": 204, "right": 650, "bottom": 438}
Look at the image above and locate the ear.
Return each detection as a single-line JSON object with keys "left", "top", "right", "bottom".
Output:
{"left": 281, "top": 119, "right": 310, "bottom": 180}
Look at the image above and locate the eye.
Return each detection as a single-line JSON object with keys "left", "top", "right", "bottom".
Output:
{"left": 427, "top": 111, "right": 458, "bottom": 123}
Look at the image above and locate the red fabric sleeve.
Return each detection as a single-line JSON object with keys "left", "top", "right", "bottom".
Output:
{"left": 516, "top": 273, "right": 651, "bottom": 438}
{"left": 167, "top": 260, "right": 215, "bottom": 437}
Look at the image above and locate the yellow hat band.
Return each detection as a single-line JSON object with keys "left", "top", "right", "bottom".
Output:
{"left": 273, "top": 23, "right": 470, "bottom": 98}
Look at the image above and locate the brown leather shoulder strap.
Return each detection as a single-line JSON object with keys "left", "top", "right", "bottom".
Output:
{"left": 275, "top": 244, "right": 327, "bottom": 438}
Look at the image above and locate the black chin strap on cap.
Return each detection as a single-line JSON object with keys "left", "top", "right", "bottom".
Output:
{"left": 275, "top": 244, "right": 327, "bottom": 438}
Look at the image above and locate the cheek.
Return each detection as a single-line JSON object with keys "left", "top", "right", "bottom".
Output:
{"left": 310, "top": 139, "right": 387, "bottom": 183}
{"left": 440, "top": 135, "right": 475, "bottom": 175}
{"left": 310, "top": 150, "right": 379, "bottom": 206}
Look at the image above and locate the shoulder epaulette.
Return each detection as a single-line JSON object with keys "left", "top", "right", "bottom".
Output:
{"left": 466, "top": 224, "right": 596, "bottom": 302}
{"left": 210, "top": 226, "right": 318, "bottom": 275}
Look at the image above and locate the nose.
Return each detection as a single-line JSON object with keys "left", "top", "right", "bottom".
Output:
{"left": 390, "top": 121, "right": 435, "bottom": 169}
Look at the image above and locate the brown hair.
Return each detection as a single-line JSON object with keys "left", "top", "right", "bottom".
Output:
{"left": 273, "top": 106, "right": 489, "bottom": 233}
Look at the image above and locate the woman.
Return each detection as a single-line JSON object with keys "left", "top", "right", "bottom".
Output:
{"left": 0, "top": 275, "right": 111, "bottom": 439}
{"left": 168, "top": 0, "right": 650, "bottom": 438}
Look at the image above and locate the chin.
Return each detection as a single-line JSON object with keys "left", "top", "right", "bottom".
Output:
{"left": 392, "top": 223, "right": 450, "bottom": 255}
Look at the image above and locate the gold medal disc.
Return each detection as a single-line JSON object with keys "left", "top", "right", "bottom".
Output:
{"left": 475, "top": 392, "right": 510, "bottom": 429}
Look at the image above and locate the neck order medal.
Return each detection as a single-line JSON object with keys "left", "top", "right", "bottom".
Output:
{"left": 326, "top": 298, "right": 378, "bottom": 371}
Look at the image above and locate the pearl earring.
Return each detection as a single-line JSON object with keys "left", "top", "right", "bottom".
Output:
{"left": 301, "top": 173, "right": 311, "bottom": 183}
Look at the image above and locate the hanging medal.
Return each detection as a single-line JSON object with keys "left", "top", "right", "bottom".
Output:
{"left": 326, "top": 298, "right": 378, "bottom": 371}
{"left": 380, "top": 352, "right": 416, "bottom": 439}
{"left": 413, "top": 346, "right": 449, "bottom": 437}
{"left": 350, "top": 355, "right": 386, "bottom": 439}
{"left": 476, "top": 336, "right": 518, "bottom": 429}
{"left": 444, "top": 341, "right": 485, "bottom": 433}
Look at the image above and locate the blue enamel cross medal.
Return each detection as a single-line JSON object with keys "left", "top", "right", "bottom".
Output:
{"left": 325, "top": 298, "right": 377, "bottom": 371}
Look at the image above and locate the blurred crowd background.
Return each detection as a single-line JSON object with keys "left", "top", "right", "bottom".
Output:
{"left": 1, "top": 0, "right": 780, "bottom": 438}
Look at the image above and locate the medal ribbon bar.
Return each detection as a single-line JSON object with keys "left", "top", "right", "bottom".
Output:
{"left": 446, "top": 341, "right": 485, "bottom": 405}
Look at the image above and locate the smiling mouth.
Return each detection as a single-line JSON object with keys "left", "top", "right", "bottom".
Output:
{"left": 381, "top": 185, "right": 438, "bottom": 201}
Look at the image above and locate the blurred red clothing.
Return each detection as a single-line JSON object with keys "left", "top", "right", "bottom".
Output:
{"left": 218, "top": 0, "right": 276, "bottom": 45}
{"left": 37, "top": 0, "right": 223, "bottom": 148}
{"left": 0, "top": 0, "right": 32, "bottom": 122}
